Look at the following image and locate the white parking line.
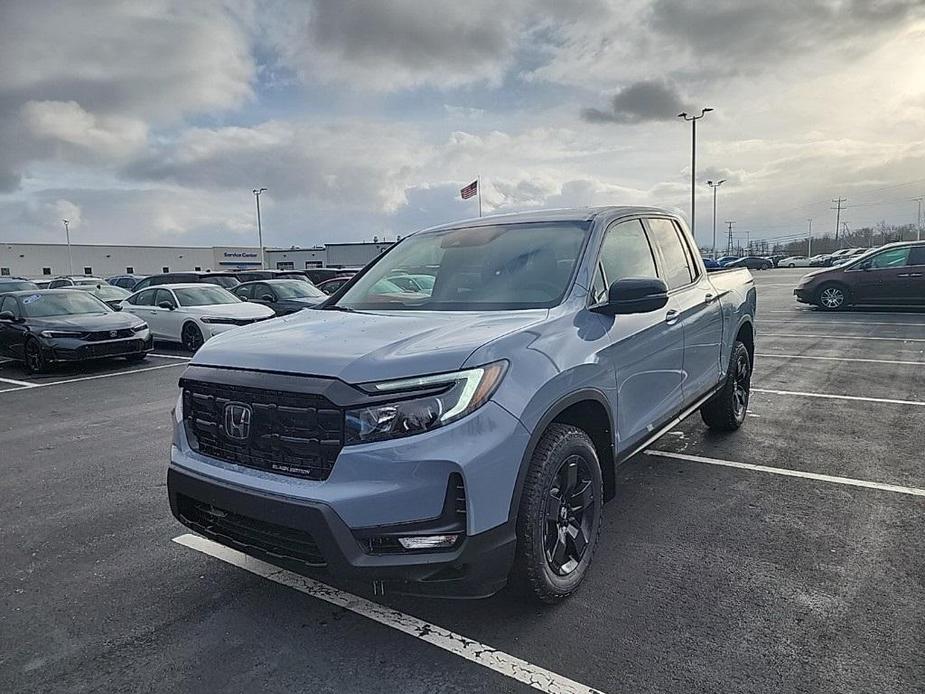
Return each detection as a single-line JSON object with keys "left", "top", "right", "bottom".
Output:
{"left": 759, "top": 319, "right": 925, "bottom": 327}
{"left": 0, "top": 362, "right": 185, "bottom": 393}
{"left": 149, "top": 353, "right": 192, "bottom": 360}
{"left": 751, "top": 387, "right": 925, "bottom": 407}
{"left": 0, "top": 376, "right": 37, "bottom": 388}
{"left": 645, "top": 450, "right": 925, "bottom": 498}
{"left": 765, "top": 309, "right": 925, "bottom": 316}
{"left": 172, "top": 534, "right": 604, "bottom": 694}
{"left": 757, "top": 353, "right": 925, "bottom": 367}
{"left": 762, "top": 333, "right": 925, "bottom": 343}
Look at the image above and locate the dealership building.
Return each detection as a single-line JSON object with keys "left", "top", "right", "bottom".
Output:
{"left": 0, "top": 240, "right": 393, "bottom": 279}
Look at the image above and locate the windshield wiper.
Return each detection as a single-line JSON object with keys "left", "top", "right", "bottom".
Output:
{"left": 323, "top": 304, "right": 358, "bottom": 313}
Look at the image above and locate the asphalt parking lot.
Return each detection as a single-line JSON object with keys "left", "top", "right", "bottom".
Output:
{"left": 2, "top": 267, "right": 923, "bottom": 694}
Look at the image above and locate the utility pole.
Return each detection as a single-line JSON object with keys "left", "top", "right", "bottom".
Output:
{"left": 745, "top": 229, "right": 751, "bottom": 254}
{"left": 915, "top": 196, "right": 923, "bottom": 241}
{"left": 252, "top": 187, "right": 267, "bottom": 269}
{"left": 725, "top": 220, "right": 735, "bottom": 254}
{"left": 707, "top": 179, "right": 725, "bottom": 259}
{"left": 62, "top": 219, "right": 73, "bottom": 275}
{"left": 832, "top": 197, "right": 846, "bottom": 246}
{"left": 807, "top": 218, "right": 813, "bottom": 256}
{"left": 677, "top": 107, "right": 713, "bottom": 237}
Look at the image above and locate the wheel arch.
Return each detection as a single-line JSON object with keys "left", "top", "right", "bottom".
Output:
{"left": 507, "top": 389, "right": 616, "bottom": 525}
{"left": 815, "top": 279, "right": 851, "bottom": 306}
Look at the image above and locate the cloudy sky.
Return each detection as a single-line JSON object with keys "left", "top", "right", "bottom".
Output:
{"left": 1, "top": 0, "right": 924, "bottom": 251}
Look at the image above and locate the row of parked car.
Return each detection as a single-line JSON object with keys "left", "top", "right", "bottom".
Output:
{"left": 703, "top": 247, "right": 876, "bottom": 271}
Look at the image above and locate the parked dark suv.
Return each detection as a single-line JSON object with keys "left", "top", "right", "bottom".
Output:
{"left": 131, "top": 272, "right": 240, "bottom": 292}
{"left": 794, "top": 241, "right": 925, "bottom": 309}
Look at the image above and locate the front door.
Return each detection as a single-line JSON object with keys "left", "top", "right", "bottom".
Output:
{"left": 851, "top": 247, "right": 912, "bottom": 304}
{"left": 595, "top": 218, "right": 685, "bottom": 451}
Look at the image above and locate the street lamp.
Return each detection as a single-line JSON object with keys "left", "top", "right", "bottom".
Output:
{"left": 252, "top": 187, "right": 267, "bottom": 269}
{"left": 678, "top": 108, "right": 713, "bottom": 237}
{"left": 62, "top": 219, "right": 73, "bottom": 275}
{"left": 706, "top": 179, "right": 726, "bottom": 259}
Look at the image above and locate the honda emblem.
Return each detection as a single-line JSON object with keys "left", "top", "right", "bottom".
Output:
{"left": 223, "top": 403, "right": 252, "bottom": 441}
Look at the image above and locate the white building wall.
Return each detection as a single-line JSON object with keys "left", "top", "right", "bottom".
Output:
{"left": 264, "top": 247, "right": 326, "bottom": 270}
{"left": 0, "top": 243, "right": 258, "bottom": 279}
{"left": 325, "top": 243, "right": 393, "bottom": 267}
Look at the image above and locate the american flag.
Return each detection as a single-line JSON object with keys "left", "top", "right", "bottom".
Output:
{"left": 460, "top": 179, "right": 478, "bottom": 200}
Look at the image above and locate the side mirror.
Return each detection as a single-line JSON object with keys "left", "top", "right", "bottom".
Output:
{"left": 858, "top": 259, "right": 872, "bottom": 271}
{"left": 0, "top": 310, "right": 14, "bottom": 321}
{"left": 157, "top": 301, "right": 175, "bottom": 310}
{"left": 591, "top": 277, "right": 669, "bottom": 316}
{"left": 112, "top": 304, "right": 123, "bottom": 311}
{"left": 260, "top": 294, "right": 276, "bottom": 302}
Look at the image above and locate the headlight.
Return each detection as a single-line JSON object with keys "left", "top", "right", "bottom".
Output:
{"left": 131, "top": 322, "right": 148, "bottom": 332}
{"left": 40, "top": 330, "right": 85, "bottom": 338}
{"left": 345, "top": 361, "right": 508, "bottom": 445}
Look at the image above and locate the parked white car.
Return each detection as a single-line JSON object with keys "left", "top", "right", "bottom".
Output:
{"left": 778, "top": 256, "right": 814, "bottom": 267}
{"left": 120, "top": 283, "right": 275, "bottom": 351}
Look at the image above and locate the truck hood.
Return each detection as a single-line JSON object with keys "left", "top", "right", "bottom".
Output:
{"left": 192, "top": 307, "right": 548, "bottom": 383}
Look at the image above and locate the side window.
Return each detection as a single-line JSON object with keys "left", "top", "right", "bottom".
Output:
{"left": 646, "top": 218, "right": 694, "bottom": 289}
{"left": 134, "top": 278, "right": 151, "bottom": 291}
{"left": 869, "top": 247, "right": 911, "bottom": 269}
{"left": 234, "top": 284, "right": 253, "bottom": 299}
{"left": 155, "top": 288, "right": 176, "bottom": 308}
{"left": 133, "top": 289, "right": 156, "bottom": 306}
{"left": 674, "top": 221, "right": 701, "bottom": 281}
{"left": 0, "top": 296, "right": 16, "bottom": 316}
{"left": 255, "top": 283, "right": 273, "bottom": 300}
{"left": 907, "top": 246, "right": 925, "bottom": 266}
{"left": 599, "top": 220, "right": 658, "bottom": 285}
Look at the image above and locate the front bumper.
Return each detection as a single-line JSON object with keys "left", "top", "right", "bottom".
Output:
{"left": 168, "top": 465, "right": 516, "bottom": 597}
{"left": 42, "top": 332, "right": 154, "bottom": 362}
{"left": 793, "top": 286, "right": 815, "bottom": 304}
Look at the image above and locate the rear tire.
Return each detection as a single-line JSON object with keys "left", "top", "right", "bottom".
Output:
{"left": 700, "top": 341, "right": 751, "bottom": 431}
{"left": 816, "top": 283, "right": 847, "bottom": 311}
{"left": 125, "top": 353, "right": 147, "bottom": 363}
{"left": 511, "top": 424, "right": 603, "bottom": 604}
{"left": 23, "top": 338, "right": 47, "bottom": 375}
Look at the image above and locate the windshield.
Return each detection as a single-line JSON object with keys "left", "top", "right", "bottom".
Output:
{"left": 174, "top": 286, "right": 241, "bottom": 306}
{"left": 203, "top": 276, "right": 239, "bottom": 289}
{"left": 335, "top": 222, "right": 589, "bottom": 311}
{"left": 88, "top": 285, "right": 130, "bottom": 300}
{"left": 272, "top": 280, "right": 325, "bottom": 299}
{"left": 21, "top": 291, "right": 111, "bottom": 316}
{"left": 73, "top": 278, "right": 103, "bottom": 285}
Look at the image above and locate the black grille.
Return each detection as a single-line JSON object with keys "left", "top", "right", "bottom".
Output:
{"left": 182, "top": 380, "right": 344, "bottom": 481}
{"left": 86, "top": 328, "right": 134, "bottom": 341}
{"left": 176, "top": 495, "right": 326, "bottom": 567}
{"left": 83, "top": 339, "right": 143, "bottom": 356}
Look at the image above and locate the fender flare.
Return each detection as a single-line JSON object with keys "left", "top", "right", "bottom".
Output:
{"left": 505, "top": 388, "right": 615, "bottom": 524}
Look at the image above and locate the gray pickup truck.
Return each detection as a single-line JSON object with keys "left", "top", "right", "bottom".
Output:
{"left": 168, "top": 206, "right": 756, "bottom": 602}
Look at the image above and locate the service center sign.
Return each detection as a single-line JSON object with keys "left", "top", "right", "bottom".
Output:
{"left": 214, "top": 246, "right": 261, "bottom": 266}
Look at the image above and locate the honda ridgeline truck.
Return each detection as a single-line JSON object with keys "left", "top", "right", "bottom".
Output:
{"left": 169, "top": 207, "right": 757, "bottom": 603}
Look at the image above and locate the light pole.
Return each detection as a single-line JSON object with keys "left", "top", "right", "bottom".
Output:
{"left": 706, "top": 179, "right": 725, "bottom": 259}
{"left": 62, "top": 219, "right": 73, "bottom": 275}
{"left": 807, "top": 218, "right": 813, "bottom": 257}
{"left": 678, "top": 107, "right": 713, "bottom": 237}
{"left": 252, "top": 188, "right": 267, "bottom": 269}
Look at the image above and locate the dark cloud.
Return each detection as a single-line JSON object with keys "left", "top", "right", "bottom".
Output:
{"left": 581, "top": 80, "right": 690, "bottom": 124}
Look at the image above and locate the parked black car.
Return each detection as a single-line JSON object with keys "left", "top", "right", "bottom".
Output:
{"left": 131, "top": 271, "right": 240, "bottom": 292}
{"left": 107, "top": 274, "right": 148, "bottom": 289}
{"left": 0, "top": 290, "right": 153, "bottom": 373}
{"left": 232, "top": 279, "right": 327, "bottom": 316}
{"left": 232, "top": 269, "right": 313, "bottom": 283}
{"left": 0, "top": 278, "right": 39, "bottom": 294}
{"left": 726, "top": 256, "right": 773, "bottom": 270}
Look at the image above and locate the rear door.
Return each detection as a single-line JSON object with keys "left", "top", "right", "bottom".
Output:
{"left": 644, "top": 217, "right": 724, "bottom": 406}
{"left": 595, "top": 218, "right": 685, "bottom": 449}
{"left": 897, "top": 245, "right": 925, "bottom": 304}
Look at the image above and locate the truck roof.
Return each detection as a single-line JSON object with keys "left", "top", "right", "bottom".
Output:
{"left": 420, "top": 206, "right": 684, "bottom": 234}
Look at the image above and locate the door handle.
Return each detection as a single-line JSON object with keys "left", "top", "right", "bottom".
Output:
{"left": 665, "top": 309, "right": 679, "bottom": 325}
{"left": 704, "top": 293, "right": 716, "bottom": 303}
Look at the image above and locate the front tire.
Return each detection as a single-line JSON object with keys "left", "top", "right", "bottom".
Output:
{"left": 23, "top": 338, "right": 48, "bottom": 375}
{"left": 816, "top": 283, "right": 847, "bottom": 311}
{"left": 511, "top": 424, "right": 603, "bottom": 604}
{"left": 181, "top": 322, "right": 204, "bottom": 352}
{"left": 700, "top": 341, "right": 751, "bottom": 431}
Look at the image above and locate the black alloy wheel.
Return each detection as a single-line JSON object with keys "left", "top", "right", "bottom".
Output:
{"left": 544, "top": 455, "right": 596, "bottom": 576}
{"left": 732, "top": 350, "right": 750, "bottom": 422}
{"left": 700, "top": 340, "right": 751, "bottom": 431}
{"left": 24, "top": 338, "right": 47, "bottom": 374}
{"left": 182, "top": 322, "right": 204, "bottom": 352}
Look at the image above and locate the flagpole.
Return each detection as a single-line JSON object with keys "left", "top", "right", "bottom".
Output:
{"left": 477, "top": 175, "right": 482, "bottom": 218}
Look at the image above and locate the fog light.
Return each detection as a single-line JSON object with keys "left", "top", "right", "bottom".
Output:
{"left": 397, "top": 534, "right": 460, "bottom": 550}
